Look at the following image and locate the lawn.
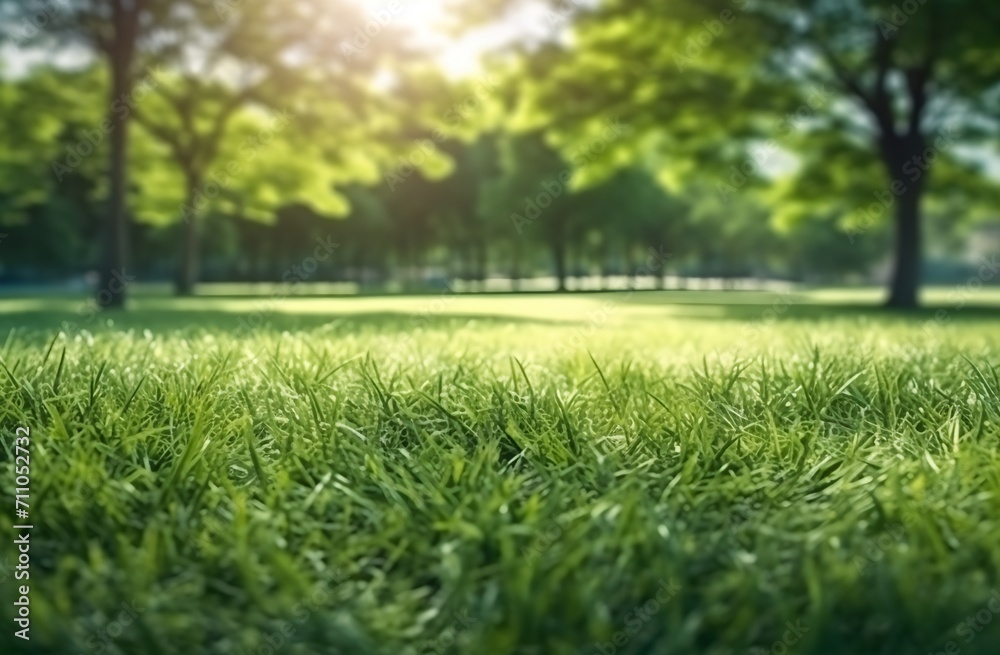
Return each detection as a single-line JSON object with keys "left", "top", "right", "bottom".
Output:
{"left": 1, "top": 290, "right": 1000, "bottom": 655}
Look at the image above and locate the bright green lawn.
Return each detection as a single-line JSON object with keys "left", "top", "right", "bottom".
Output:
{"left": 1, "top": 290, "right": 1000, "bottom": 655}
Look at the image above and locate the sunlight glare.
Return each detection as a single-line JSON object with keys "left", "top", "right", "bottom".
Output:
{"left": 353, "top": 0, "right": 516, "bottom": 78}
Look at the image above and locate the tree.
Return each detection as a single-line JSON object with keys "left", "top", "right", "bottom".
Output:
{"left": 0, "top": 0, "right": 227, "bottom": 307}
{"left": 132, "top": 74, "right": 262, "bottom": 295}
{"left": 681, "top": 183, "right": 783, "bottom": 283}
{"left": 574, "top": 167, "right": 680, "bottom": 288}
{"left": 429, "top": 136, "right": 501, "bottom": 283}
{"left": 0, "top": 67, "right": 105, "bottom": 279}
{"left": 0, "top": 68, "right": 61, "bottom": 226}
{"left": 128, "top": 0, "right": 409, "bottom": 295}
{"left": 128, "top": 100, "right": 355, "bottom": 277}
{"left": 338, "top": 185, "right": 393, "bottom": 286}
{"left": 471, "top": 0, "right": 1000, "bottom": 307}
{"left": 485, "top": 133, "right": 581, "bottom": 291}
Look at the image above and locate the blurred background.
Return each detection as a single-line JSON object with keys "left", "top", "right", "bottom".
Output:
{"left": 1, "top": 0, "right": 998, "bottom": 307}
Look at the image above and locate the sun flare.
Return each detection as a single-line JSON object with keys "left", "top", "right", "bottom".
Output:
{"left": 352, "top": 0, "right": 508, "bottom": 77}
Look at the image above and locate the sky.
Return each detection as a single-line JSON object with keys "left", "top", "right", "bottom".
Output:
{"left": 0, "top": 0, "right": 537, "bottom": 79}
{"left": 354, "top": 0, "right": 556, "bottom": 77}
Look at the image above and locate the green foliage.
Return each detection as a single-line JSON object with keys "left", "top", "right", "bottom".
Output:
{"left": 3, "top": 0, "right": 999, "bottom": 294}
{"left": 490, "top": 0, "right": 1000, "bottom": 236}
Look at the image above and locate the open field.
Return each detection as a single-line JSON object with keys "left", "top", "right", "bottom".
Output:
{"left": 2, "top": 291, "right": 1000, "bottom": 655}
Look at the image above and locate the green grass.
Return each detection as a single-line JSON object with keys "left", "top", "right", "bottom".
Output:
{"left": 2, "top": 291, "right": 1000, "bottom": 655}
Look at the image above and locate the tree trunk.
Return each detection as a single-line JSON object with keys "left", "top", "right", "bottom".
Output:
{"left": 175, "top": 176, "right": 201, "bottom": 296}
{"left": 883, "top": 137, "right": 925, "bottom": 309}
{"left": 600, "top": 249, "right": 612, "bottom": 291}
{"left": 354, "top": 247, "right": 367, "bottom": 287}
{"left": 886, "top": 181, "right": 922, "bottom": 308}
{"left": 476, "top": 241, "right": 487, "bottom": 285}
{"left": 624, "top": 244, "right": 636, "bottom": 289}
{"left": 268, "top": 236, "right": 281, "bottom": 281}
{"left": 552, "top": 242, "right": 567, "bottom": 292}
{"left": 248, "top": 243, "right": 261, "bottom": 282}
{"left": 98, "top": 54, "right": 133, "bottom": 309}
{"left": 463, "top": 246, "right": 474, "bottom": 284}
{"left": 510, "top": 242, "right": 522, "bottom": 291}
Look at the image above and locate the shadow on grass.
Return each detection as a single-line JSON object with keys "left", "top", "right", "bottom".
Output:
{"left": 656, "top": 302, "right": 1000, "bottom": 323}
{"left": 0, "top": 309, "right": 573, "bottom": 340}
{"left": 1, "top": 291, "right": 998, "bottom": 338}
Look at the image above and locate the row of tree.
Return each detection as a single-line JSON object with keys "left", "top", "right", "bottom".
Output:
{"left": 0, "top": 119, "right": 892, "bottom": 289}
{"left": 2, "top": 0, "right": 999, "bottom": 306}
{"left": 1, "top": 0, "right": 439, "bottom": 303}
{"left": 465, "top": 0, "right": 1000, "bottom": 306}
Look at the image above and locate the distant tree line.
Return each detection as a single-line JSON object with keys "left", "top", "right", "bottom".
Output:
{"left": 1, "top": 129, "right": 893, "bottom": 289}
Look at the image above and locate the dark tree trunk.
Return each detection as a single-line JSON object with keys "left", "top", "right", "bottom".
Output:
{"left": 624, "top": 244, "right": 636, "bottom": 289}
{"left": 353, "top": 246, "right": 367, "bottom": 287}
{"left": 600, "top": 245, "right": 612, "bottom": 290}
{"left": 475, "top": 241, "right": 487, "bottom": 284}
{"left": 510, "top": 242, "right": 522, "bottom": 291}
{"left": 268, "top": 237, "right": 281, "bottom": 281}
{"left": 552, "top": 242, "right": 567, "bottom": 292}
{"left": 859, "top": 40, "right": 932, "bottom": 309}
{"left": 403, "top": 226, "right": 422, "bottom": 290}
{"left": 415, "top": 247, "right": 426, "bottom": 288}
{"left": 175, "top": 175, "right": 201, "bottom": 296}
{"left": 882, "top": 135, "right": 926, "bottom": 309}
{"left": 248, "top": 243, "right": 261, "bottom": 282}
{"left": 463, "top": 246, "right": 474, "bottom": 283}
{"left": 98, "top": 32, "right": 136, "bottom": 310}
{"left": 886, "top": 173, "right": 922, "bottom": 309}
